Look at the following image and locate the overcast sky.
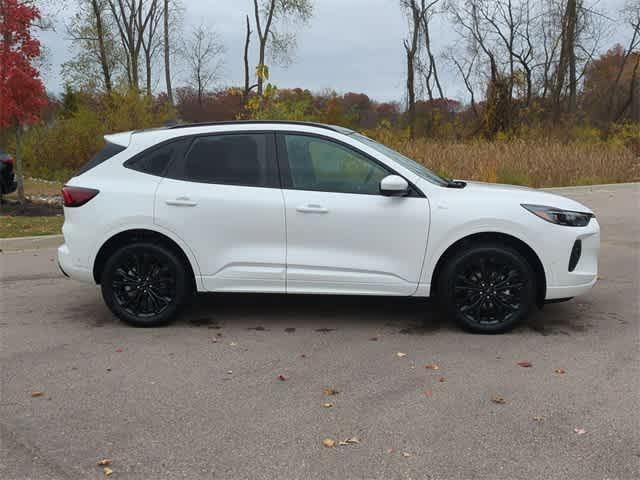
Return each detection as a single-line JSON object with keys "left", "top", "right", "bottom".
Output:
{"left": 38, "top": 0, "right": 631, "bottom": 103}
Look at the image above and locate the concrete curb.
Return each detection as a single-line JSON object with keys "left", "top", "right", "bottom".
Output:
{"left": 1, "top": 182, "right": 638, "bottom": 252}
{"left": 0, "top": 234, "right": 64, "bottom": 253}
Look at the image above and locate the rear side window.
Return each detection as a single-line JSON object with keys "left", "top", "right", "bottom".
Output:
{"left": 125, "top": 139, "right": 189, "bottom": 177}
{"left": 167, "top": 133, "right": 277, "bottom": 188}
{"left": 75, "top": 142, "right": 125, "bottom": 176}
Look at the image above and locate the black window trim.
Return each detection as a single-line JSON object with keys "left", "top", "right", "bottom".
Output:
{"left": 124, "top": 131, "right": 280, "bottom": 189}
{"left": 275, "top": 131, "right": 425, "bottom": 198}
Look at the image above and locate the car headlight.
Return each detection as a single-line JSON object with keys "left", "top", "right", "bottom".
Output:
{"left": 522, "top": 204, "right": 594, "bottom": 227}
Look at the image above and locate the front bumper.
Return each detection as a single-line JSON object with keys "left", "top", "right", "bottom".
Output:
{"left": 543, "top": 219, "right": 600, "bottom": 300}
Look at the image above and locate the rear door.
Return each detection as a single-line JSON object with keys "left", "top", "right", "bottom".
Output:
{"left": 154, "top": 132, "right": 286, "bottom": 292}
{"left": 277, "top": 133, "right": 430, "bottom": 296}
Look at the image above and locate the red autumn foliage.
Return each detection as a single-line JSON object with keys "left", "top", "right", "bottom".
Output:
{"left": 0, "top": 0, "right": 46, "bottom": 129}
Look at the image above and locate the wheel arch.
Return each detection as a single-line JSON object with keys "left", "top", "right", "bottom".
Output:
{"left": 92, "top": 228, "right": 199, "bottom": 290}
{"left": 429, "top": 232, "right": 547, "bottom": 306}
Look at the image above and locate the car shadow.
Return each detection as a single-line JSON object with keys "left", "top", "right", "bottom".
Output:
{"left": 178, "top": 292, "right": 454, "bottom": 334}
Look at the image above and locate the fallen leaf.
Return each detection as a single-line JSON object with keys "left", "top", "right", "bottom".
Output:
{"left": 555, "top": 368, "right": 566, "bottom": 374}
{"left": 438, "top": 377, "right": 446, "bottom": 383}
{"left": 517, "top": 361, "right": 533, "bottom": 368}
{"left": 424, "top": 390, "right": 433, "bottom": 397}
{"left": 31, "top": 391, "right": 45, "bottom": 397}
{"left": 533, "top": 416, "right": 544, "bottom": 422}
{"left": 103, "top": 467, "right": 113, "bottom": 476}
{"left": 322, "top": 438, "right": 336, "bottom": 448}
{"left": 491, "top": 395, "right": 506, "bottom": 404}
{"left": 278, "top": 374, "right": 288, "bottom": 381}
{"left": 369, "top": 336, "right": 379, "bottom": 341}
{"left": 402, "top": 452, "right": 411, "bottom": 458}
{"left": 322, "top": 402, "right": 334, "bottom": 408}
{"left": 324, "top": 388, "right": 340, "bottom": 396}
{"left": 300, "top": 354, "right": 307, "bottom": 358}
{"left": 284, "top": 327, "right": 296, "bottom": 333}
{"left": 574, "top": 428, "right": 587, "bottom": 435}
{"left": 338, "top": 437, "right": 360, "bottom": 446}
{"left": 115, "top": 348, "right": 123, "bottom": 353}
{"left": 396, "top": 352, "right": 407, "bottom": 358}
{"left": 97, "top": 459, "right": 112, "bottom": 466}
{"left": 424, "top": 364, "right": 440, "bottom": 370}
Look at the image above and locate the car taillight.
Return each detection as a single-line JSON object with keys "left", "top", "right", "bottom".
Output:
{"left": 62, "top": 186, "right": 99, "bottom": 207}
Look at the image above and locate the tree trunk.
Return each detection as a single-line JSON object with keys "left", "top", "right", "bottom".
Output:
{"left": 15, "top": 125, "right": 25, "bottom": 205}
{"left": 406, "top": 47, "right": 416, "bottom": 139}
{"left": 91, "top": 0, "right": 112, "bottom": 92}
{"left": 243, "top": 15, "right": 252, "bottom": 101}
{"left": 145, "top": 55, "right": 152, "bottom": 96}
{"left": 163, "top": 0, "right": 173, "bottom": 105}
{"left": 257, "top": 42, "right": 266, "bottom": 96}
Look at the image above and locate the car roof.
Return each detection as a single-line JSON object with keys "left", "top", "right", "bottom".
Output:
{"left": 106, "top": 121, "right": 357, "bottom": 148}
{"left": 165, "top": 120, "right": 356, "bottom": 135}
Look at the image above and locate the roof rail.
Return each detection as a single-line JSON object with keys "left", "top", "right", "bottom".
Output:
{"left": 167, "top": 120, "right": 353, "bottom": 134}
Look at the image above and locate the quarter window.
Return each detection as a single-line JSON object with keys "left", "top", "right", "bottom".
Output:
{"left": 282, "top": 134, "right": 390, "bottom": 195}
{"left": 125, "top": 139, "right": 188, "bottom": 176}
{"left": 170, "top": 133, "right": 275, "bottom": 188}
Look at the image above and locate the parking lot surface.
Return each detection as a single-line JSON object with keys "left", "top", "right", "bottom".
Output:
{"left": 1, "top": 184, "right": 639, "bottom": 480}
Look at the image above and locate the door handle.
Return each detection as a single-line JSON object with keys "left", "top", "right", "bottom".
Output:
{"left": 165, "top": 197, "right": 197, "bottom": 207}
{"left": 296, "top": 204, "right": 328, "bottom": 214}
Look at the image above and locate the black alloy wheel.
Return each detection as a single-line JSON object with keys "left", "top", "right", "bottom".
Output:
{"left": 439, "top": 244, "right": 535, "bottom": 333}
{"left": 101, "top": 243, "right": 189, "bottom": 327}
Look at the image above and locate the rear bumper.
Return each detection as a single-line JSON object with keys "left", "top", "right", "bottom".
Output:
{"left": 57, "top": 243, "right": 94, "bottom": 283}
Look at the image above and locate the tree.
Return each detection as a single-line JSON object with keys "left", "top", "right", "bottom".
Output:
{"left": 0, "top": 0, "right": 46, "bottom": 204}
{"left": 163, "top": 0, "right": 173, "bottom": 105}
{"left": 251, "top": 0, "right": 313, "bottom": 96}
{"left": 182, "top": 24, "right": 224, "bottom": 106}
{"left": 401, "top": 0, "right": 427, "bottom": 139}
{"left": 63, "top": 0, "right": 119, "bottom": 93}
{"left": 419, "top": 0, "right": 444, "bottom": 101}
{"left": 107, "top": 0, "right": 158, "bottom": 91}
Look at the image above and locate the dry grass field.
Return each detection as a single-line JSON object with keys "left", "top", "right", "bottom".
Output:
{"left": 396, "top": 139, "right": 640, "bottom": 187}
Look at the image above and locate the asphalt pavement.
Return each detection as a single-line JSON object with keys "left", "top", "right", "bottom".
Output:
{"left": 1, "top": 184, "right": 639, "bottom": 479}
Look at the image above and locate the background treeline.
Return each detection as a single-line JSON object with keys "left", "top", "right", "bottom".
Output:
{"left": 5, "top": 0, "right": 640, "bottom": 187}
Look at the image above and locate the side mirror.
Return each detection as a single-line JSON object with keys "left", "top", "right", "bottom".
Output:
{"left": 380, "top": 175, "right": 409, "bottom": 197}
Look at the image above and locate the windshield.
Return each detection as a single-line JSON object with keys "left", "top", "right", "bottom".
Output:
{"left": 351, "top": 133, "right": 449, "bottom": 186}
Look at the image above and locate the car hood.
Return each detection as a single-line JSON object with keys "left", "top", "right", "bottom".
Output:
{"left": 459, "top": 181, "right": 594, "bottom": 214}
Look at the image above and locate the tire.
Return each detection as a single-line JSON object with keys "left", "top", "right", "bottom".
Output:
{"left": 437, "top": 243, "right": 536, "bottom": 334}
{"left": 100, "top": 242, "right": 190, "bottom": 327}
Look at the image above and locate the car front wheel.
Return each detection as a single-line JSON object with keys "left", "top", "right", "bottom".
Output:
{"left": 100, "top": 242, "right": 189, "bottom": 327}
{"left": 438, "top": 244, "right": 536, "bottom": 334}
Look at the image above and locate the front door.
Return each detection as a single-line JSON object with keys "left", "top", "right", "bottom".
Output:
{"left": 154, "top": 132, "right": 286, "bottom": 292}
{"left": 278, "top": 133, "right": 430, "bottom": 295}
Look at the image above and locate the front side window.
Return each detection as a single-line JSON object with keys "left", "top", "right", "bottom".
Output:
{"left": 282, "top": 134, "right": 390, "bottom": 195}
{"left": 169, "top": 133, "right": 276, "bottom": 188}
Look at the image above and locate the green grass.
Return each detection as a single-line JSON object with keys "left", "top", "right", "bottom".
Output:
{"left": 0, "top": 215, "right": 64, "bottom": 238}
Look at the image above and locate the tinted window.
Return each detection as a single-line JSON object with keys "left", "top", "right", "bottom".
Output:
{"left": 282, "top": 134, "right": 390, "bottom": 195}
{"left": 169, "top": 133, "right": 275, "bottom": 187}
{"left": 75, "top": 142, "right": 125, "bottom": 176}
{"left": 125, "top": 139, "right": 188, "bottom": 176}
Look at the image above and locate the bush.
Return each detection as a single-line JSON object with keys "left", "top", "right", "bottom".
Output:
{"left": 18, "top": 90, "right": 173, "bottom": 180}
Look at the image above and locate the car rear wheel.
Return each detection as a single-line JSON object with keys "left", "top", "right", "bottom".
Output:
{"left": 100, "top": 242, "right": 189, "bottom": 327}
{"left": 438, "top": 244, "right": 536, "bottom": 334}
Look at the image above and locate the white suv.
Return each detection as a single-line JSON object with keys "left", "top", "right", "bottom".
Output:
{"left": 58, "top": 121, "right": 600, "bottom": 333}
